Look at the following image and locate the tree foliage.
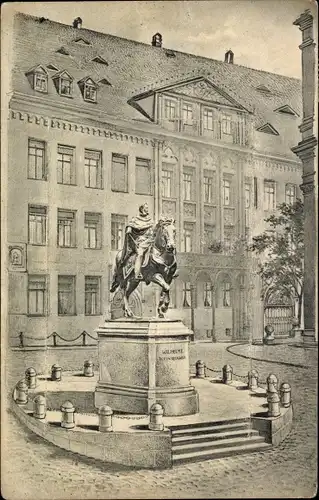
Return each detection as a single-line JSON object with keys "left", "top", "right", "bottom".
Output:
{"left": 250, "top": 199, "right": 304, "bottom": 324}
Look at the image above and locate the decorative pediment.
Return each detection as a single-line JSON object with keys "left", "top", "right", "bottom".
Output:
{"left": 203, "top": 151, "right": 218, "bottom": 168}
{"left": 256, "top": 123, "right": 279, "bottom": 135}
{"left": 162, "top": 146, "right": 178, "bottom": 164}
{"left": 172, "top": 80, "right": 238, "bottom": 107}
{"left": 183, "top": 147, "right": 198, "bottom": 165}
{"left": 25, "top": 64, "right": 48, "bottom": 76}
{"left": 52, "top": 70, "right": 73, "bottom": 81}
{"left": 78, "top": 76, "right": 97, "bottom": 87}
{"left": 274, "top": 105, "right": 298, "bottom": 116}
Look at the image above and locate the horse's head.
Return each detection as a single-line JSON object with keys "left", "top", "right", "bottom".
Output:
{"left": 155, "top": 217, "right": 176, "bottom": 252}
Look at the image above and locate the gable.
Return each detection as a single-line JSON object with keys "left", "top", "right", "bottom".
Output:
{"left": 25, "top": 64, "right": 48, "bottom": 75}
{"left": 98, "top": 78, "right": 112, "bottom": 86}
{"left": 166, "top": 79, "right": 246, "bottom": 110}
{"left": 56, "top": 47, "right": 70, "bottom": 56}
{"left": 256, "top": 123, "right": 279, "bottom": 135}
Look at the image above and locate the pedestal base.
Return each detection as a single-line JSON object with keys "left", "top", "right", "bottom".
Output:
{"left": 95, "top": 384, "right": 199, "bottom": 416}
{"left": 303, "top": 329, "right": 318, "bottom": 346}
{"left": 94, "top": 319, "right": 199, "bottom": 416}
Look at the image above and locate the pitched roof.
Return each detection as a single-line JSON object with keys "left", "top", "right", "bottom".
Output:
{"left": 12, "top": 13, "right": 302, "bottom": 153}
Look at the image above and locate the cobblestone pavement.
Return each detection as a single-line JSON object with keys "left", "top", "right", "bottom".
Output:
{"left": 2, "top": 343, "right": 317, "bottom": 499}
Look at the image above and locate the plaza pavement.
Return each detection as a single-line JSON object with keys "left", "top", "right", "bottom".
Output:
{"left": 2, "top": 342, "right": 317, "bottom": 499}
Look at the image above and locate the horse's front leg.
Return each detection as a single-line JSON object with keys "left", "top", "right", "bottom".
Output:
{"left": 123, "top": 279, "right": 139, "bottom": 318}
{"left": 151, "top": 273, "right": 170, "bottom": 318}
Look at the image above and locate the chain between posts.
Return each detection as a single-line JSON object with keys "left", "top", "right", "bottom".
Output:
{"left": 12, "top": 330, "right": 98, "bottom": 348}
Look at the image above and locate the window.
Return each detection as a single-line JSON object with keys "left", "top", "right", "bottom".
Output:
{"left": 58, "top": 275, "right": 76, "bottom": 315}
{"left": 136, "top": 158, "right": 152, "bottom": 195}
{"left": 222, "top": 282, "right": 231, "bottom": 307}
{"left": 182, "top": 103, "right": 193, "bottom": 124}
{"left": 111, "top": 214, "right": 127, "bottom": 250}
{"left": 183, "top": 223, "right": 194, "bottom": 252}
{"left": 204, "top": 175, "right": 214, "bottom": 203}
{"left": 85, "top": 276, "right": 101, "bottom": 315}
{"left": 84, "top": 212, "right": 102, "bottom": 249}
{"left": 111, "top": 154, "right": 128, "bottom": 192}
{"left": 183, "top": 171, "right": 193, "bottom": 201}
{"left": 264, "top": 181, "right": 275, "bottom": 210}
{"left": 61, "top": 78, "right": 72, "bottom": 96}
{"left": 245, "top": 183, "right": 251, "bottom": 209}
{"left": 164, "top": 99, "right": 176, "bottom": 121}
{"left": 223, "top": 179, "right": 231, "bottom": 206}
{"left": 57, "top": 209, "right": 76, "bottom": 247}
{"left": 84, "top": 84, "right": 97, "bottom": 102}
{"left": 285, "top": 184, "right": 296, "bottom": 205}
{"left": 28, "top": 275, "right": 47, "bottom": 316}
{"left": 224, "top": 226, "right": 235, "bottom": 251}
{"left": 204, "top": 224, "right": 215, "bottom": 251}
{"left": 84, "top": 149, "right": 102, "bottom": 188}
{"left": 52, "top": 71, "right": 74, "bottom": 97}
{"left": 203, "top": 109, "right": 214, "bottom": 131}
{"left": 162, "top": 169, "right": 173, "bottom": 198}
{"left": 28, "top": 205, "right": 47, "bottom": 245}
{"left": 204, "top": 282, "right": 212, "bottom": 307}
{"left": 182, "top": 282, "right": 192, "bottom": 308}
{"left": 57, "top": 145, "right": 75, "bottom": 185}
{"left": 222, "top": 115, "right": 232, "bottom": 134}
{"left": 28, "top": 139, "right": 46, "bottom": 180}
{"left": 253, "top": 177, "right": 258, "bottom": 208}
{"left": 34, "top": 72, "right": 48, "bottom": 93}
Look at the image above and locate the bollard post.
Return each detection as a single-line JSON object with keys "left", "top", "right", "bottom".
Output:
{"left": 280, "top": 382, "right": 292, "bottom": 408}
{"left": 82, "top": 331, "right": 87, "bottom": 346}
{"left": 267, "top": 391, "right": 281, "bottom": 417}
{"left": 19, "top": 332, "right": 24, "bottom": 348}
{"left": 83, "top": 360, "right": 94, "bottom": 377}
{"left": 15, "top": 380, "right": 28, "bottom": 405}
{"left": 248, "top": 369, "right": 259, "bottom": 390}
{"left": 222, "top": 364, "right": 233, "bottom": 384}
{"left": 52, "top": 332, "right": 57, "bottom": 347}
{"left": 25, "top": 367, "right": 37, "bottom": 389}
{"left": 149, "top": 403, "right": 164, "bottom": 431}
{"left": 195, "top": 360, "right": 206, "bottom": 378}
{"left": 51, "top": 364, "right": 62, "bottom": 381}
{"left": 98, "top": 405, "right": 113, "bottom": 432}
{"left": 61, "top": 401, "right": 75, "bottom": 429}
{"left": 33, "top": 395, "right": 46, "bottom": 419}
{"left": 267, "top": 373, "right": 278, "bottom": 393}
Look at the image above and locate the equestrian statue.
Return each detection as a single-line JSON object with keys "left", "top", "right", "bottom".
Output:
{"left": 110, "top": 203, "right": 178, "bottom": 318}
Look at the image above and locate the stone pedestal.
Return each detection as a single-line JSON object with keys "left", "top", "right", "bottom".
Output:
{"left": 94, "top": 319, "right": 199, "bottom": 416}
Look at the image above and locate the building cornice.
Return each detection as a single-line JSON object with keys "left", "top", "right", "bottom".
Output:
{"left": 9, "top": 92, "right": 301, "bottom": 168}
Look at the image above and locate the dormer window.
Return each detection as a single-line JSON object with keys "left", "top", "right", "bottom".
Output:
{"left": 52, "top": 70, "right": 73, "bottom": 97}
{"left": 78, "top": 77, "right": 98, "bottom": 103}
{"left": 274, "top": 105, "right": 298, "bottom": 116}
{"left": 25, "top": 65, "right": 48, "bottom": 93}
{"left": 92, "top": 56, "right": 108, "bottom": 66}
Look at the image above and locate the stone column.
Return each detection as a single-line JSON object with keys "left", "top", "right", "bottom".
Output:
{"left": 292, "top": 9, "right": 317, "bottom": 344}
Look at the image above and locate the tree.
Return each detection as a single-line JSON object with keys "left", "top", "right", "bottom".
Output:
{"left": 250, "top": 199, "right": 304, "bottom": 326}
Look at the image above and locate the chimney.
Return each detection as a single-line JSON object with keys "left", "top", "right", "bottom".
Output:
{"left": 224, "top": 49, "right": 234, "bottom": 64}
{"left": 152, "top": 33, "right": 163, "bottom": 48}
{"left": 73, "top": 17, "right": 83, "bottom": 29}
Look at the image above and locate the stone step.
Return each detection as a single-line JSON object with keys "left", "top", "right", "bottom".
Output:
{"left": 172, "top": 429, "right": 260, "bottom": 445}
{"left": 172, "top": 441, "right": 271, "bottom": 465}
{"left": 172, "top": 435, "right": 265, "bottom": 454}
{"left": 169, "top": 417, "right": 250, "bottom": 431}
{"left": 170, "top": 420, "right": 251, "bottom": 437}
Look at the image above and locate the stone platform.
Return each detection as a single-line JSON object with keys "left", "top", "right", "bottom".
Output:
{"left": 95, "top": 319, "right": 199, "bottom": 416}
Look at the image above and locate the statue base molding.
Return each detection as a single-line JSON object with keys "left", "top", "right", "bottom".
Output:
{"left": 94, "top": 319, "right": 199, "bottom": 416}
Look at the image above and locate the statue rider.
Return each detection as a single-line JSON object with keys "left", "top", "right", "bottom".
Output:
{"left": 120, "top": 203, "right": 154, "bottom": 280}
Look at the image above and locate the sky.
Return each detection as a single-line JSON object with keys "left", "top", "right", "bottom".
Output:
{"left": 3, "top": 0, "right": 318, "bottom": 78}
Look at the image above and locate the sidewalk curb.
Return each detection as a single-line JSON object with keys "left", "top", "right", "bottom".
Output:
{"left": 226, "top": 344, "right": 310, "bottom": 369}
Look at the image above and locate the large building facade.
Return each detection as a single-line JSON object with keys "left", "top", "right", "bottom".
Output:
{"left": 6, "top": 14, "right": 303, "bottom": 345}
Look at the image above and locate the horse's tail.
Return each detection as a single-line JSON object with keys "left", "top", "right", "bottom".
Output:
{"left": 110, "top": 251, "right": 122, "bottom": 293}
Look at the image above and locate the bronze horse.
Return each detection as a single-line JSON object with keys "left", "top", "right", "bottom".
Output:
{"left": 110, "top": 217, "right": 177, "bottom": 318}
